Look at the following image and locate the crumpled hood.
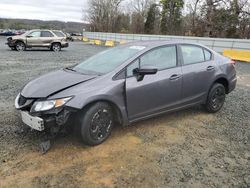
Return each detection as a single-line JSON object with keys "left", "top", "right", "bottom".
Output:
{"left": 8, "top": 35, "right": 26, "bottom": 40}
{"left": 21, "top": 69, "right": 96, "bottom": 98}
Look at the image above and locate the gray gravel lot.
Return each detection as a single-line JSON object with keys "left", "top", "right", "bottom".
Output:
{"left": 0, "top": 36, "right": 249, "bottom": 188}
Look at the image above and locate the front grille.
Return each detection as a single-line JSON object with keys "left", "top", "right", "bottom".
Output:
{"left": 18, "top": 95, "right": 27, "bottom": 106}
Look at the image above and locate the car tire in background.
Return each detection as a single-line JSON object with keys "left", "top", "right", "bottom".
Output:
{"left": 15, "top": 41, "right": 26, "bottom": 51}
{"left": 78, "top": 102, "right": 114, "bottom": 146}
{"left": 51, "top": 43, "right": 61, "bottom": 52}
{"left": 205, "top": 83, "right": 226, "bottom": 113}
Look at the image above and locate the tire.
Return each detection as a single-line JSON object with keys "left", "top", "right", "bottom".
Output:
{"left": 15, "top": 41, "right": 25, "bottom": 51}
{"left": 51, "top": 43, "right": 61, "bottom": 52}
{"left": 78, "top": 102, "right": 114, "bottom": 146}
{"left": 205, "top": 83, "right": 226, "bottom": 113}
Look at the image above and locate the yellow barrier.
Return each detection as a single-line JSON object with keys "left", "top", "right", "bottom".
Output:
{"left": 82, "top": 37, "right": 89, "bottom": 42}
{"left": 94, "top": 40, "right": 102, "bottom": 45}
{"left": 105, "top": 40, "right": 115, "bottom": 47}
{"left": 120, "top": 40, "right": 126, "bottom": 45}
{"left": 223, "top": 49, "right": 250, "bottom": 62}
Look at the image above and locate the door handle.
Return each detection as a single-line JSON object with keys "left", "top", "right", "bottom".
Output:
{"left": 207, "top": 66, "right": 215, "bottom": 71}
{"left": 169, "top": 74, "right": 181, "bottom": 81}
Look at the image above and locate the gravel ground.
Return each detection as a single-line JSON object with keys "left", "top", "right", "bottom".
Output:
{"left": 0, "top": 37, "right": 249, "bottom": 188}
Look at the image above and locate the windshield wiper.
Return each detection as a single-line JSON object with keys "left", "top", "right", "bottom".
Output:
{"left": 64, "top": 67, "right": 77, "bottom": 72}
{"left": 65, "top": 67, "right": 102, "bottom": 76}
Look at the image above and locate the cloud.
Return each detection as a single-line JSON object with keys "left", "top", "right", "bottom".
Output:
{"left": 0, "top": 0, "right": 88, "bottom": 22}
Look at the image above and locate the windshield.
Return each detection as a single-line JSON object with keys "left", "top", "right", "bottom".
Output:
{"left": 73, "top": 45, "right": 146, "bottom": 75}
{"left": 21, "top": 31, "right": 31, "bottom": 36}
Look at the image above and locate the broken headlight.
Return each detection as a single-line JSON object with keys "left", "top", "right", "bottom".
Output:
{"left": 31, "top": 97, "right": 72, "bottom": 112}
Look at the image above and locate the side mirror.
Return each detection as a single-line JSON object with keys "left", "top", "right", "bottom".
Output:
{"left": 26, "top": 35, "right": 32, "bottom": 38}
{"left": 133, "top": 65, "right": 158, "bottom": 81}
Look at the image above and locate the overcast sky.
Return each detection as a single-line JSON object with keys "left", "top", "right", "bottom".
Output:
{"left": 0, "top": 0, "right": 88, "bottom": 22}
{"left": 0, "top": 0, "right": 192, "bottom": 23}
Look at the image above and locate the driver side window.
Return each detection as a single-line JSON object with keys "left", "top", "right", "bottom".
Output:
{"left": 126, "top": 45, "right": 177, "bottom": 77}
{"left": 28, "top": 31, "right": 41, "bottom": 37}
{"left": 140, "top": 45, "right": 177, "bottom": 70}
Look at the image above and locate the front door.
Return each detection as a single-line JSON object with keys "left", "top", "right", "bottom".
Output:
{"left": 125, "top": 45, "right": 182, "bottom": 121}
{"left": 26, "top": 31, "right": 41, "bottom": 47}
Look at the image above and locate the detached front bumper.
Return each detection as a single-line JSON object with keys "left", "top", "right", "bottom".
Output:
{"left": 6, "top": 41, "right": 16, "bottom": 48}
{"left": 21, "top": 111, "right": 45, "bottom": 131}
{"left": 19, "top": 107, "right": 75, "bottom": 132}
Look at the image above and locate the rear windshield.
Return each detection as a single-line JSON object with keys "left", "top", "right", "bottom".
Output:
{"left": 53, "top": 31, "right": 65, "bottom": 37}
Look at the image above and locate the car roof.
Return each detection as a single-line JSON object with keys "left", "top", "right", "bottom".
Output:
{"left": 28, "top": 29, "right": 60, "bottom": 32}
{"left": 123, "top": 40, "right": 209, "bottom": 49}
{"left": 52, "top": 30, "right": 64, "bottom": 32}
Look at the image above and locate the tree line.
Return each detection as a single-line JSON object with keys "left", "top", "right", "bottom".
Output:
{"left": 0, "top": 18, "right": 87, "bottom": 33}
{"left": 84, "top": 0, "right": 250, "bottom": 39}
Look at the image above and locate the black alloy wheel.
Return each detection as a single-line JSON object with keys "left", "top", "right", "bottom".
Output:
{"left": 205, "top": 83, "right": 226, "bottom": 113}
{"left": 15, "top": 42, "right": 25, "bottom": 51}
{"left": 78, "top": 102, "right": 114, "bottom": 146}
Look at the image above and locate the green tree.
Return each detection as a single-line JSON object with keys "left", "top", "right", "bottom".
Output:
{"left": 160, "top": 0, "right": 184, "bottom": 35}
{"left": 145, "top": 4, "right": 159, "bottom": 34}
{"left": 0, "top": 21, "right": 4, "bottom": 29}
{"left": 115, "top": 13, "right": 130, "bottom": 33}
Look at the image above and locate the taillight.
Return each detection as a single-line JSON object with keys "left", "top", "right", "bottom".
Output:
{"left": 229, "top": 60, "right": 236, "bottom": 66}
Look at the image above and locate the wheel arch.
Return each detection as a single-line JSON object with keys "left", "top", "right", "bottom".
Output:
{"left": 212, "top": 76, "right": 229, "bottom": 94}
{"left": 15, "top": 40, "right": 26, "bottom": 45}
{"left": 80, "top": 99, "right": 125, "bottom": 126}
{"left": 51, "top": 41, "right": 62, "bottom": 46}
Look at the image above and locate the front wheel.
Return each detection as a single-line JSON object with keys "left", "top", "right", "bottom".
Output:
{"left": 15, "top": 42, "right": 25, "bottom": 51}
{"left": 205, "top": 83, "right": 226, "bottom": 113}
{"left": 78, "top": 102, "right": 114, "bottom": 146}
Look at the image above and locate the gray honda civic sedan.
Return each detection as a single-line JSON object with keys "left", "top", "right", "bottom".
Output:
{"left": 15, "top": 41, "right": 237, "bottom": 146}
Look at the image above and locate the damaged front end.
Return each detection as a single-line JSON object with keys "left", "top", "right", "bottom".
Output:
{"left": 15, "top": 93, "right": 77, "bottom": 153}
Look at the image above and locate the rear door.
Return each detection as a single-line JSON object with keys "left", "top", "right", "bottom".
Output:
{"left": 26, "top": 31, "right": 41, "bottom": 46}
{"left": 179, "top": 44, "right": 215, "bottom": 105}
{"left": 40, "top": 31, "right": 54, "bottom": 47}
{"left": 125, "top": 45, "right": 182, "bottom": 121}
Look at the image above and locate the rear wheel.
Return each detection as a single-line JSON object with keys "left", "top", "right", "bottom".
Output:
{"left": 78, "top": 102, "right": 114, "bottom": 146}
{"left": 15, "top": 42, "right": 25, "bottom": 51}
{"left": 205, "top": 83, "right": 226, "bottom": 113}
{"left": 51, "top": 43, "right": 61, "bottom": 52}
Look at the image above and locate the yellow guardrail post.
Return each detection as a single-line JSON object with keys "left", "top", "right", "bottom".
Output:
{"left": 223, "top": 49, "right": 250, "bottom": 62}
{"left": 120, "top": 40, "right": 126, "bottom": 45}
{"left": 94, "top": 40, "right": 102, "bottom": 46}
{"left": 105, "top": 40, "right": 115, "bottom": 47}
{"left": 82, "top": 37, "right": 89, "bottom": 42}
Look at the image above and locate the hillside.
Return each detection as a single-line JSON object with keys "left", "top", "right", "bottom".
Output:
{"left": 0, "top": 18, "right": 89, "bottom": 33}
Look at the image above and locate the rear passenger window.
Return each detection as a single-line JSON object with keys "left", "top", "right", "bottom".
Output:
{"left": 41, "top": 31, "right": 53, "bottom": 37}
{"left": 180, "top": 45, "right": 205, "bottom": 65}
{"left": 53, "top": 31, "right": 65, "bottom": 37}
{"left": 204, "top": 49, "right": 212, "bottom": 61}
{"left": 140, "top": 46, "right": 177, "bottom": 70}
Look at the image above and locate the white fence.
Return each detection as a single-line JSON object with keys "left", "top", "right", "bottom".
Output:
{"left": 83, "top": 32, "right": 250, "bottom": 53}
